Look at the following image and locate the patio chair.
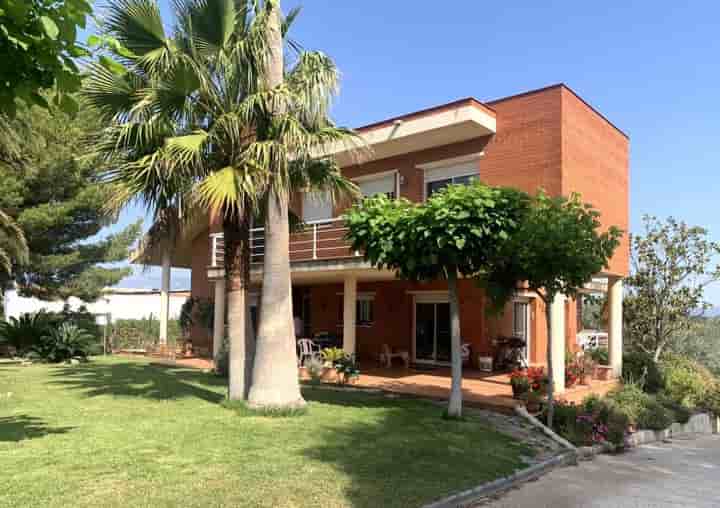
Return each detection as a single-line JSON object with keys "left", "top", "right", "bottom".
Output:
{"left": 380, "top": 344, "right": 409, "bottom": 368}
{"left": 297, "top": 338, "right": 321, "bottom": 367}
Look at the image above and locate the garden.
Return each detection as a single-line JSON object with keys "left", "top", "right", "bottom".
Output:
{"left": 0, "top": 356, "right": 534, "bottom": 508}
{"left": 539, "top": 350, "right": 719, "bottom": 448}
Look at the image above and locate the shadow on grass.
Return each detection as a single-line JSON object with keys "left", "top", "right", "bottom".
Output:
{"left": 0, "top": 415, "right": 73, "bottom": 442}
{"left": 300, "top": 387, "right": 532, "bottom": 508}
{"left": 49, "top": 361, "right": 225, "bottom": 403}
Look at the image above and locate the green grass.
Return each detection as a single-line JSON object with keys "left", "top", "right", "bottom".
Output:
{"left": 0, "top": 356, "right": 533, "bottom": 508}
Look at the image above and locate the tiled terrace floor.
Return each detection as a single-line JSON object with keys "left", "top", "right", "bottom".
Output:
{"left": 131, "top": 353, "right": 619, "bottom": 414}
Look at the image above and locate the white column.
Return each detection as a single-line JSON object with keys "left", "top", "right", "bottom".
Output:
{"left": 608, "top": 276, "right": 623, "bottom": 378}
{"left": 159, "top": 248, "right": 171, "bottom": 345}
{"left": 343, "top": 276, "right": 357, "bottom": 357}
{"left": 213, "top": 278, "right": 226, "bottom": 360}
{"left": 550, "top": 292, "right": 566, "bottom": 393}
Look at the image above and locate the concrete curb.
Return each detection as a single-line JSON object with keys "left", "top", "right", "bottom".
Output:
{"left": 514, "top": 406, "right": 579, "bottom": 453}
{"left": 626, "top": 412, "right": 717, "bottom": 447}
{"left": 422, "top": 452, "right": 577, "bottom": 508}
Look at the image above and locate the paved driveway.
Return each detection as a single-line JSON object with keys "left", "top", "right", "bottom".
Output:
{"left": 479, "top": 434, "right": 720, "bottom": 508}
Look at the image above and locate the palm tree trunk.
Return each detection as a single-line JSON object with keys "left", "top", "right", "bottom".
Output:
{"left": 544, "top": 295, "right": 555, "bottom": 429}
{"left": 248, "top": 191, "right": 304, "bottom": 408}
{"left": 447, "top": 269, "right": 463, "bottom": 417}
{"left": 225, "top": 216, "right": 253, "bottom": 400}
{"left": 248, "top": 0, "right": 305, "bottom": 409}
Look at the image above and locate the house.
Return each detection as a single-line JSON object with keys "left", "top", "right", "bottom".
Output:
{"left": 137, "top": 84, "right": 629, "bottom": 394}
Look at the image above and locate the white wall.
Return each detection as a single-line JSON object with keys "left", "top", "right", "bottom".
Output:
{"left": 4, "top": 289, "right": 187, "bottom": 323}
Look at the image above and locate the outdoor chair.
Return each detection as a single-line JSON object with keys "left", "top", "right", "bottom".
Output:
{"left": 380, "top": 344, "right": 409, "bottom": 368}
{"left": 297, "top": 338, "right": 321, "bottom": 366}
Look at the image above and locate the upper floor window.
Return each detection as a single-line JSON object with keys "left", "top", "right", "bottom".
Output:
{"left": 420, "top": 153, "right": 482, "bottom": 200}
{"left": 302, "top": 190, "right": 333, "bottom": 222}
{"left": 426, "top": 173, "right": 477, "bottom": 198}
{"left": 356, "top": 171, "right": 398, "bottom": 201}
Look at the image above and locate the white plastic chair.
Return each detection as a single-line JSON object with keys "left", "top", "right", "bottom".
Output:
{"left": 297, "top": 338, "right": 320, "bottom": 366}
{"left": 380, "top": 344, "right": 409, "bottom": 368}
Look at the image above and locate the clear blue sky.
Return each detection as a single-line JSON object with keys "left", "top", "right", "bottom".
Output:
{"left": 104, "top": 1, "right": 720, "bottom": 301}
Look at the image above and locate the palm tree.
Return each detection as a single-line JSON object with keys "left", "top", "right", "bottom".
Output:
{"left": 84, "top": 0, "right": 358, "bottom": 404}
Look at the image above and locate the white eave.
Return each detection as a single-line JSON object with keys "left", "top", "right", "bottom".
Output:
{"left": 332, "top": 99, "right": 497, "bottom": 167}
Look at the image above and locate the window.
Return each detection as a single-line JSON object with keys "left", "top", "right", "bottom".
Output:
{"left": 357, "top": 299, "right": 374, "bottom": 325}
{"left": 337, "top": 294, "right": 375, "bottom": 326}
{"left": 422, "top": 158, "right": 480, "bottom": 200}
{"left": 357, "top": 172, "right": 397, "bottom": 200}
{"left": 302, "top": 190, "right": 333, "bottom": 222}
{"left": 426, "top": 173, "right": 478, "bottom": 198}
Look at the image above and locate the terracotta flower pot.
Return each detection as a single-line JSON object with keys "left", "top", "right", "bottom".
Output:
{"left": 580, "top": 373, "right": 592, "bottom": 386}
{"left": 594, "top": 366, "right": 612, "bottom": 381}
{"left": 298, "top": 367, "right": 310, "bottom": 381}
{"left": 321, "top": 367, "right": 338, "bottom": 383}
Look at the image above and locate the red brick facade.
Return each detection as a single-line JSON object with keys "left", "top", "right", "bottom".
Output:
{"left": 189, "top": 84, "right": 629, "bottom": 364}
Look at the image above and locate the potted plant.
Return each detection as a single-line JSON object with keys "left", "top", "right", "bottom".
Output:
{"left": 335, "top": 355, "right": 360, "bottom": 385}
{"left": 527, "top": 367, "right": 549, "bottom": 395}
{"left": 579, "top": 355, "right": 595, "bottom": 385}
{"left": 510, "top": 370, "right": 531, "bottom": 399}
{"left": 525, "top": 390, "right": 542, "bottom": 413}
{"left": 304, "top": 356, "right": 324, "bottom": 386}
{"left": 321, "top": 347, "right": 346, "bottom": 382}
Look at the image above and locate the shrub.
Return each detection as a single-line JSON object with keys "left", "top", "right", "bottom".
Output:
{"left": 607, "top": 410, "right": 629, "bottom": 447}
{"left": 304, "top": 356, "right": 324, "bottom": 384}
{"left": 179, "top": 297, "right": 213, "bottom": 336}
{"left": 703, "top": 384, "right": 720, "bottom": 417}
{"left": 46, "top": 305, "right": 101, "bottom": 342}
{"left": 31, "top": 323, "right": 94, "bottom": 362}
{"left": 606, "top": 382, "right": 651, "bottom": 425}
{"left": 0, "top": 312, "right": 52, "bottom": 355}
{"left": 623, "top": 351, "right": 663, "bottom": 393}
{"left": 638, "top": 398, "right": 674, "bottom": 430}
{"left": 589, "top": 347, "right": 609, "bottom": 366}
{"left": 660, "top": 354, "right": 713, "bottom": 408}
{"left": 656, "top": 392, "right": 692, "bottom": 424}
{"left": 109, "top": 317, "right": 181, "bottom": 350}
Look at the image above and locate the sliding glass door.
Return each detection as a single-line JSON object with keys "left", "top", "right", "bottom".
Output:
{"left": 414, "top": 299, "right": 451, "bottom": 365}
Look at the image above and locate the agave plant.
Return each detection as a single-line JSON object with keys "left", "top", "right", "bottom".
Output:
{"left": 84, "top": 0, "right": 360, "bottom": 406}
{"left": 0, "top": 312, "right": 51, "bottom": 356}
{"left": 33, "top": 323, "right": 95, "bottom": 363}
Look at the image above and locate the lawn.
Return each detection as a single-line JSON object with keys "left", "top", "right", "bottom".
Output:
{"left": 0, "top": 356, "right": 533, "bottom": 508}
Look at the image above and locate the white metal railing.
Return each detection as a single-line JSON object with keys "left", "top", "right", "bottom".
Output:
{"left": 209, "top": 233, "right": 225, "bottom": 268}
{"left": 577, "top": 331, "right": 609, "bottom": 350}
{"left": 209, "top": 218, "right": 360, "bottom": 268}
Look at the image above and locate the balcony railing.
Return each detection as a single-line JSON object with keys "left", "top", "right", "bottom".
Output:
{"left": 209, "top": 218, "right": 360, "bottom": 269}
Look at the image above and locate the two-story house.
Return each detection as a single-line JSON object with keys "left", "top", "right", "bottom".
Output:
{"left": 138, "top": 84, "right": 629, "bottom": 393}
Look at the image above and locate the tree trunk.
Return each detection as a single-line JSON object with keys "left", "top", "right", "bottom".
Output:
{"left": 447, "top": 270, "right": 463, "bottom": 417}
{"left": 248, "top": 191, "right": 304, "bottom": 409}
{"left": 544, "top": 295, "right": 555, "bottom": 429}
{"left": 248, "top": 0, "right": 304, "bottom": 409}
{"left": 225, "top": 216, "right": 253, "bottom": 400}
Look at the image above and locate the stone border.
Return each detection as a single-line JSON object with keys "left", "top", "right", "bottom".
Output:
{"left": 422, "top": 451, "right": 577, "bottom": 508}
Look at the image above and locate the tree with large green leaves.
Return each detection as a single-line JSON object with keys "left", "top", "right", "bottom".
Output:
{"left": 483, "top": 191, "right": 622, "bottom": 427}
{"left": 0, "top": 0, "right": 93, "bottom": 116}
{"left": 624, "top": 215, "right": 720, "bottom": 361}
{"left": 84, "top": 0, "right": 358, "bottom": 406}
{"left": 0, "top": 102, "right": 140, "bottom": 306}
{"left": 345, "top": 182, "right": 530, "bottom": 417}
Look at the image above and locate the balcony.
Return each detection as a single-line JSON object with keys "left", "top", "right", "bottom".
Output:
{"left": 209, "top": 218, "right": 361, "bottom": 270}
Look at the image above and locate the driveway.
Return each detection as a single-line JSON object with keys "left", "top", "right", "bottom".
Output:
{"left": 479, "top": 434, "right": 720, "bottom": 508}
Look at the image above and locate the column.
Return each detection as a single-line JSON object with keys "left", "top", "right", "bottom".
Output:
{"left": 550, "top": 292, "right": 566, "bottom": 393}
{"left": 213, "top": 278, "right": 226, "bottom": 360}
{"left": 159, "top": 247, "right": 171, "bottom": 345}
{"left": 343, "top": 276, "right": 357, "bottom": 357}
{"left": 608, "top": 276, "right": 623, "bottom": 378}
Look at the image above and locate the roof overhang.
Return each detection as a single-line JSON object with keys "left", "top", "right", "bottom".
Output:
{"left": 332, "top": 98, "right": 496, "bottom": 167}
{"left": 129, "top": 210, "right": 211, "bottom": 269}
